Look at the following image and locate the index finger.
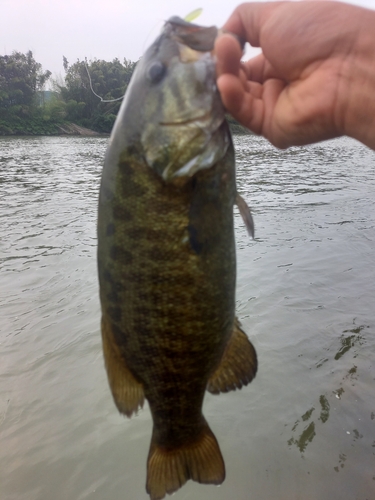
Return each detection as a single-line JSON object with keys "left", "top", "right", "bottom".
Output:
{"left": 222, "top": 1, "right": 286, "bottom": 48}
{"left": 215, "top": 33, "right": 243, "bottom": 77}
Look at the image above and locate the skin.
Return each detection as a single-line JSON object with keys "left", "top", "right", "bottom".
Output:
{"left": 215, "top": 1, "right": 375, "bottom": 150}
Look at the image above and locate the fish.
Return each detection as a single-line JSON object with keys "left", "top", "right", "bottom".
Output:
{"left": 97, "top": 16, "right": 257, "bottom": 500}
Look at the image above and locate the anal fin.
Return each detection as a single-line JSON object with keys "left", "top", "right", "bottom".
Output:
{"left": 207, "top": 318, "right": 257, "bottom": 394}
{"left": 146, "top": 419, "right": 225, "bottom": 500}
{"left": 101, "top": 316, "right": 144, "bottom": 417}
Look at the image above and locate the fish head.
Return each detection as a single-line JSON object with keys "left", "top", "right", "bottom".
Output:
{"left": 116, "top": 17, "right": 229, "bottom": 183}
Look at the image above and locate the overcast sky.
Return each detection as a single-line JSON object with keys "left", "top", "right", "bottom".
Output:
{"left": 2, "top": 0, "right": 375, "bottom": 80}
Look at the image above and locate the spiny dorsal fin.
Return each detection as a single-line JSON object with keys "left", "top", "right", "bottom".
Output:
{"left": 146, "top": 419, "right": 225, "bottom": 500}
{"left": 101, "top": 316, "right": 144, "bottom": 417}
{"left": 207, "top": 318, "right": 257, "bottom": 394}
{"left": 236, "top": 193, "right": 255, "bottom": 239}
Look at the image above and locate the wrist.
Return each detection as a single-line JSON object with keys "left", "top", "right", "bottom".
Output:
{"left": 340, "top": 8, "right": 375, "bottom": 149}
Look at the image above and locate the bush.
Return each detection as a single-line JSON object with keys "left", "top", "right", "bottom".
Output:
{"left": 92, "top": 113, "right": 117, "bottom": 133}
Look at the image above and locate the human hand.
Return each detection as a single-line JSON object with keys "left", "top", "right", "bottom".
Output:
{"left": 215, "top": 1, "right": 375, "bottom": 149}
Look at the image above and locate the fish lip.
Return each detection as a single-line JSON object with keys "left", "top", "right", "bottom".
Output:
{"left": 159, "top": 111, "right": 212, "bottom": 126}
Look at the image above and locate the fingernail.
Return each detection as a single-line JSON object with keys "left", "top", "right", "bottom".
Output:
{"left": 218, "top": 29, "right": 246, "bottom": 51}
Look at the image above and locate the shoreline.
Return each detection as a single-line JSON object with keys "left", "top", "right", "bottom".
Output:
{"left": 1, "top": 119, "right": 250, "bottom": 138}
{"left": 55, "top": 123, "right": 105, "bottom": 136}
{"left": 0, "top": 122, "right": 109, "bottom": 137}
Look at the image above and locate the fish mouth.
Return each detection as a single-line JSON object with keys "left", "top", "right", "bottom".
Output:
{"left": 159, "top": 111, "right": 211, "bottom": 126}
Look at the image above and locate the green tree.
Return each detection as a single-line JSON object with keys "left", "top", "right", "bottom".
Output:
{"left": 59, "top": 57, "right": 136, "bottom": 132}
{"left": 0, "top": 51, "right": 56, "bottom": 135}
{"left": 0, "top": 50, "right": 51, "bottom": 111}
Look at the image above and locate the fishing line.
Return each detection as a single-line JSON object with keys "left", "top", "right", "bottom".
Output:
{"left": 141, "top": 19, "right": 165, "bottom": 56}
{"left": 84, "top": 10, "right": 203, "bottom": 103}
{"left": 84, "top": 59, "right": 124, "bottom": 103}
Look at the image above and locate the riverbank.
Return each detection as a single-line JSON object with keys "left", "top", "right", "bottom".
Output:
{"left": 0, "top": 115, "right": 249, "bottom": 137}
{"left": 0, "top": 118, "right": 104, "bottom": 137}
{"left": 55, "top": 123, "right": 103, "bottom": 136}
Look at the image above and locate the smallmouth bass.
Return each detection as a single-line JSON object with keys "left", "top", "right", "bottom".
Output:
{"left": 97, "top": 16, "right": 257, "bottom": 500}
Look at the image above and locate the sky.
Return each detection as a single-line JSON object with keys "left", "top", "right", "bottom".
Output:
{"left": 2, "top": 0, "right": 375, "bottom": 82}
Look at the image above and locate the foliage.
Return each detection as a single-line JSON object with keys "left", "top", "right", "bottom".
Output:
{"left": 0, "top": 50, "right": 247, "bottom": 136}
{"left": 0, "top": 115, "right": 61, "bottom": 136}
{"left": 0, "top": 51, "right": 56, "bottom": 135}
{"left": 0, "top": 51, "right": 51, "bottom": 109}
{"left": 0, "top": 51, "right": 137, "bottom": 135}
{"left": 0, "top": 96, "right": 65, "bottom": 136}
{"left": 59, "top": 57, "right": 136, "bottom": 132}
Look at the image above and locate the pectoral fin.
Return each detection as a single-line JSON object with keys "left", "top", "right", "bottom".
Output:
{"left": 207, "top": 318, "right": 257, "bottom": 394}
{"left": 101, "top": 316, "right": 144, "bottom": 417}
{"left": 236, "top": 193, "right": 255, "bottom": 239}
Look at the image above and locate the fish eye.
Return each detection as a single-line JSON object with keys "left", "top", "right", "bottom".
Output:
{"left": 147, "top": 61, "right": 166, "bottom": 84}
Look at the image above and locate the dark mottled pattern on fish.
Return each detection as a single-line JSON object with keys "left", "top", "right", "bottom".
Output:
{"left": 112, "top": 205, "right": 133, "bottom": 221}
{"left": 99, "top": 140, "right": 236, "bottom": 428}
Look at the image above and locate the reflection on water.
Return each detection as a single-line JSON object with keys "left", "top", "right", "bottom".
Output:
{"left": 1, "top": 135, "right": 375, "bottom": 499}
{"left": 288, "top": 319, "right": 369, "bottom": 460}
{"left": 334, "top": 325, "right": 367, "bottom": 360}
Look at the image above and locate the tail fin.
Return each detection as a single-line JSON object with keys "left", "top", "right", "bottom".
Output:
{"left": 146, "top": 420, "right": 225, "bottom": 500}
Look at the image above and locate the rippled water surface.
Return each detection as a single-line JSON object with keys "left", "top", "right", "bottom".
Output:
{"left": 1, "top": 135, "right": 375, "bottom": 500}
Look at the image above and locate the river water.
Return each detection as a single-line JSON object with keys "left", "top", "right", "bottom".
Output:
{"left": 1, "top": 135, "right": 374, "bottom": 500}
